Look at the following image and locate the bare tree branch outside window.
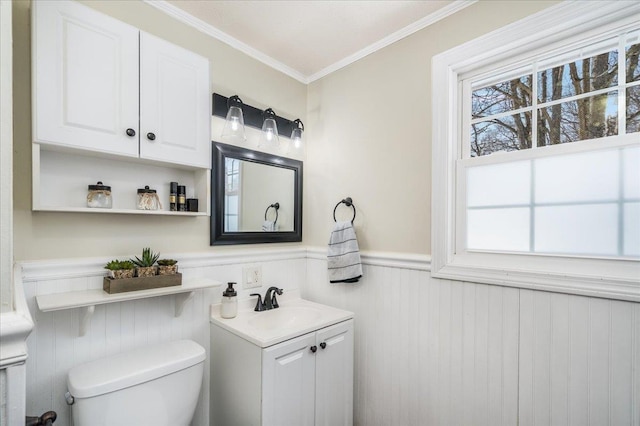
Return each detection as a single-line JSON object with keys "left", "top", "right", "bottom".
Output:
{"left": 470, "top": 46, "right": 639, "bottom": 157}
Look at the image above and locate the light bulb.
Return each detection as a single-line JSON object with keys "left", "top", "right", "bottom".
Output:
{"left": 261, "top": 112, "right": 279, "bottom": 146}
{"left": 222, "top": 102, "right": 246, "bottom": 142}
{"left": 290, "top": 120, "right": 304, "bottom": 149}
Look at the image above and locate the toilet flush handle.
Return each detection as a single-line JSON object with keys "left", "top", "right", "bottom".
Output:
{"left": 64, "top": 391, "right": 75, "bottom": 405}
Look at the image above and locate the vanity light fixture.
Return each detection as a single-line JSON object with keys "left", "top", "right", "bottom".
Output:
{"left": 221, "top": 95, "right": 246, "bottom": 142}
{"left": 261, "top": 108, "right": 279, "bottom": 146}
{"left": 291, "top": 119, "right": 304, "bottom": 148}
{"left": 212, "top": 93, "right": 303, "bottom": 150}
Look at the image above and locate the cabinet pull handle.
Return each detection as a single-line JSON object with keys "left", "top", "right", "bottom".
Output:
{"left": 310, "top": 345, "right": 317, "bottom": 353}
{"left": 319, "top": 342, "right": 327, "bottom": 350}
{"left": 126, "top": 128, "right": 136, "bottom": 137}
{"left": 147, "top": 132, "right": 156, "bottom": 141}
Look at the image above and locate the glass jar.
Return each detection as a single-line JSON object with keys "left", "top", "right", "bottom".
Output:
{"left": 87, "top": 181, "right": 112, "bottom": 208}
{"left": 137, "top": 185, "right": 161, "bottom": 210}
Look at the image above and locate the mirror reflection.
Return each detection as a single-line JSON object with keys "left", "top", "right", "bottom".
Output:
{"left": 224, "top": 158, "right": 295, "bottom": 232}
{"left": 211, "top": 142, "right": 303, "bottom": 245}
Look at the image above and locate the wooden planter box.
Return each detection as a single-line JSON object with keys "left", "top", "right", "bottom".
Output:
{"left": 103, "top": 273, "right": 182, "bottom": 294}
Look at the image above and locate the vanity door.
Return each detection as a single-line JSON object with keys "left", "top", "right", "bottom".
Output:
{"left": 315, "top": 320, "right": 354, "bottom": 426}
{"left": 262, "top": 332, "right": 316, "bottom": 426}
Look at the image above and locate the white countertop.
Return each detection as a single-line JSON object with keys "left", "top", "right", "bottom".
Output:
{"left": 210, "top": 291, "right": 354, "bottom": 348}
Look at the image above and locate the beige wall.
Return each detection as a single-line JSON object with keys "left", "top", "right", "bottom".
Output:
{"left": 12, "top": 0, "right": 307, "bottom": 261}
{"left": 304, "top": 1, "right": 557, "bottom": 254}
{"left": 12, "top": 0, "right": 557, "bottom": 261}
{"left": 1, "top": 0, "right": 13, "bottom": 312}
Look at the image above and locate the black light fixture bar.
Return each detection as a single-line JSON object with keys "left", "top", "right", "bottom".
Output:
{"left": 212, "top": 93, "right": 297, "bottom": 138}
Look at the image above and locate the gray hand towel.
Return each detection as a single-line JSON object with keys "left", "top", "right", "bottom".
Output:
{"left": 328, "top": 221, "right": 363, "bottom": 283}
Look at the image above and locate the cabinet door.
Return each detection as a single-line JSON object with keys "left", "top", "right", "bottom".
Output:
{"left": 262, "top": 332, "right": 316, "bottom": 426}
{"left": 33, "top": 1, "right": 139, "bottom": 156}
{"left": 139, "top": 32, "right": 211, "bottom": 168}
{"left": 315, "top": 320, "right": 354, "bottom": 426}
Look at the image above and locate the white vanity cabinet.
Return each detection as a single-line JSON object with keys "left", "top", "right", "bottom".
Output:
{"left": 33, "top": 0, "right": 210, "bottom": 168}
{"left": 31, "top": 1, "right": 211, "bottom": 214}
{"left": 210, "top": 319, "right": 354, "bottom": 426}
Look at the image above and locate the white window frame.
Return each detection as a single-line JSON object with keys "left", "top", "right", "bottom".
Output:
{"left": 224, "top": 158, "right": 242, "bottom": 232}
{"left": 432, "top": 0, "right": 640, "bottom": 302}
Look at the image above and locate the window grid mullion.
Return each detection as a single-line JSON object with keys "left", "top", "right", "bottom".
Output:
{"left": 618, "top": 149, "right": 625, "bottom": 256}
{"left": 532, "top": 63, "right": 539, "bottom": 150}
{"left": 619, "top": 34, "right": 627, "bottom": 135}
{"left": 470, "top": 86, "right": 619, "bottom": 127}
{"left": 470, "top": 105, "right": 533, "bottom": 125}
{"left": 529, "top": 160, "right": 536, "bottom": 253}
{"left": 618, "top": 35, "right": 626, "bottom": 257}
{"left": 466, "top": 198, "right": 639, "bottom": 210}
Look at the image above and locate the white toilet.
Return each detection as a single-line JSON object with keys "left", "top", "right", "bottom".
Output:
{"left": 66, "top": 339, "right": 205, "bottom": 426}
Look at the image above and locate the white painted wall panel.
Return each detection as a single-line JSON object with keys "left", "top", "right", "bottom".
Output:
{"left": 21, "top": 253, "right": 638, "bottom": 426}
{"left": 518, "top": 290, "right": 640, "bottom": 426}
{"left": 0, "top": 368, "right": 6, "bottom": 426}
{"left": 303, "top": 258, "right": 520, "bottom": 426}
{"left": 303, "top": 256, "right": 638, "bottom": 426}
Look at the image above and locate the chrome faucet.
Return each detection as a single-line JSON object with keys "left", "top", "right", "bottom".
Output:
{"left": 251, "top": 287, "right": 283, "bottom": 311}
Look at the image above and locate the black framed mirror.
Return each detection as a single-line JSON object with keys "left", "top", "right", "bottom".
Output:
{"left": 210, "top": 142, "right": 303, "bottom": 245}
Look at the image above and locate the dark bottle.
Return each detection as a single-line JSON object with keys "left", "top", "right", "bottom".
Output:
{"left": 169, "top": 182, "right": 178, "bottom": 211}
{"left": 178, "top": 185, "right": 186, "bottom": 211}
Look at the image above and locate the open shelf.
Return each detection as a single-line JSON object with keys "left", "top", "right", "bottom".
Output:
{"left": 35, "top": 206, "right": 208, "bottom": 216}
{"left": 37, "top": 277, "right": 222, "bottom": 336}
{"left": 32, "top": 144, "right": 211, "bottom": 215}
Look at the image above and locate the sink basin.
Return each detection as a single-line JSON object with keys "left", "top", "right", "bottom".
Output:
{"left": 247, "top": 306, "right": 323, "bottom": 332}
{"left": 210, "top": 293, "right": 354, "bottom": 348}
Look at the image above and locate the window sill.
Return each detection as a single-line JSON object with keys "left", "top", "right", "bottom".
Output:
{"left": 432, "top": 258, "right": 639, "bottom": 302}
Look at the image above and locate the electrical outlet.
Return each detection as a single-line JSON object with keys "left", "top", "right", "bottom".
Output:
{"left": 243, "top": 265, "right": 262, "bottom": 289}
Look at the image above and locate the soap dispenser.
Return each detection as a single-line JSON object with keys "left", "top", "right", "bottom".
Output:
{"left": 220, "top": 282, "right": 238, "bottom": 319}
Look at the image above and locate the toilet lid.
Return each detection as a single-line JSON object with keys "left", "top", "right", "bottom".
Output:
{"left": 67, "top": 339, "right": 205, "bottom": 398}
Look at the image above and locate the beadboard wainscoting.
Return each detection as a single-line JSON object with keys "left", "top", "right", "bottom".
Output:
{"left": 18, "top": 247, "right": 639, "bottom": 426}
{"left": 19, "top": 248, "right": 306, "bottom": 426}
{"left": 304, "top": 248, "right": 640, "bottom": 426}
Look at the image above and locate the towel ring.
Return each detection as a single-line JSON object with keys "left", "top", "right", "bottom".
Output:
{"left": 333, "top": 197, "right": 356, "bottom": 223}
{"left": 264, "top": 202, "right": 280, "bottom": 224}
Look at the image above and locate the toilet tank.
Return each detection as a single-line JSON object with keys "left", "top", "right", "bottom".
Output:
{"left": 67, "top": 339, "right": 205, "bottom": 426}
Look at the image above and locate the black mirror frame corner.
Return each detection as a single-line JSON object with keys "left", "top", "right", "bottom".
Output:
{"left": 210, "top": 141, "right": 303, "bottom": 245}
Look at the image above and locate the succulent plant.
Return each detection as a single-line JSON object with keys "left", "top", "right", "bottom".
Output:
{"left": 157, "top": 259, "right": 178, "bottom": 266}
{"left": 104, "top": 259, "right": 135, "bottom": 270}
{"left": 131, "top": 247, "right": 160, "bottom": 267}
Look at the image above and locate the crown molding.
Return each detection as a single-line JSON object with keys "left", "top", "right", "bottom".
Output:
{"left": 143, "top": 0, "right": 476, "bottom": 84}
{"left": 143, "top": 0, "right": 309, "bottom": 84}
{"left": 306, "top": 0, "right": 477, "bottom": 82}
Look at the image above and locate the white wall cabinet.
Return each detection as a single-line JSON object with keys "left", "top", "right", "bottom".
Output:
{"left": 210, "top": 319, "right": 354, "bottom": 426}
{"left": 139, "top": 32, "right": 210, "bottom": 167}
{"left": 33, "top": 0, "right": 139, "bottom": 158}
{"left": 31, "top": 0, "right": 211, "bottom": 214}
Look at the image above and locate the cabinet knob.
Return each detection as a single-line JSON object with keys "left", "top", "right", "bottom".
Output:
{"left": 126, "top": 128, "right": 136, "bottom": 137}
{"left": 147, "top": 132, "right": 156, "bottom": 141}
{"left": 319, "top": 342, "right": 327, "bottom": 350}
{"left": 310, "top": 345, "right": 317, "bottom": 353}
